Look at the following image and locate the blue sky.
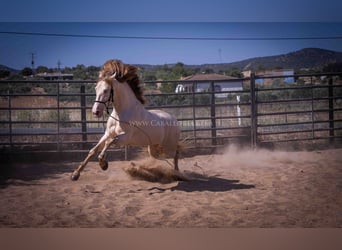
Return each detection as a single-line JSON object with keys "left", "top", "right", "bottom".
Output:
{"left": 0, "top": 0, "right": 341, "bottom": 69}
{"left": 1, "top": 0, "right": 341, "bottom": 22}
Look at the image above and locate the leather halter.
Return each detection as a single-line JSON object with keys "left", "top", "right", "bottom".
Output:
{"left": 94, "top": 88, "right": 114, "bottom": 115}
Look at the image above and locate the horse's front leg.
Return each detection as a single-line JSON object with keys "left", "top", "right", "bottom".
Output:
{"left": 71, "top": 134, "right": 108, "bottom": 181}
{"left": 98, "top": 136, "right": 117, "bottom": 171}
{"left": 97, "top": 132, "right": 129, "bottom": 169}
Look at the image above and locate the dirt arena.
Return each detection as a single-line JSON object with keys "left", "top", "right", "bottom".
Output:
{"left": 1, "top": 147, "right": 342, "bottom": 227}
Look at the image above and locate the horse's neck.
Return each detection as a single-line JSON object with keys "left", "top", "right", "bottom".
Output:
{"left": 113, "top": 81, "right": 143, "bottom": 114}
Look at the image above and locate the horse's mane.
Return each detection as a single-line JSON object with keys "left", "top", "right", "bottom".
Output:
{"left": 99, "top": 59, "right": 145, "bottom": 104}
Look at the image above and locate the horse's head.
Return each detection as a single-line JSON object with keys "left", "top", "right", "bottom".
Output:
{"left": 92, "top": 73, "right": 115, "bottom": 118}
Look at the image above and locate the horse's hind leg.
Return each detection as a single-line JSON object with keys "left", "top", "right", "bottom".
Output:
{"left": 174, "top": 149, "right": 179, "bottom": 171}
{"left": 147, "top": 144, "right": 163, "bottom": 159}
{"left": 161, "top": 144, "right": 179, "bottom": 171}
{"left": 71, "top": 134, "right": 107, "bottom": 181}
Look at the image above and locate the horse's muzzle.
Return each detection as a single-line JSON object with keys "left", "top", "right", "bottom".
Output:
{"left": 93, "top": 110, "right": 103, "bottom": 118}
{"left": 92, "top": 103, "right": 104, "bottom": 118}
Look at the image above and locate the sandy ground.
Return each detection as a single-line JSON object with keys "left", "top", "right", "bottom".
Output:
{"left": 1, "top": 146, "right": 342, "bottom": 227}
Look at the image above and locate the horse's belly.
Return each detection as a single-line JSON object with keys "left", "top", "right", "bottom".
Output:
{"left": 121, "top": 109, "right": 179, "bottom": 146}
{"left": 129, "top": 128, "right": 163, "bottom": 146}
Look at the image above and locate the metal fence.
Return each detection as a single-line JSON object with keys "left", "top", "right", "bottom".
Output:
{"left": 252, "top": 73, "right": 342, "bottom": 149}
{"left": 0, "top": 72, "right": 341, "bottom": 158}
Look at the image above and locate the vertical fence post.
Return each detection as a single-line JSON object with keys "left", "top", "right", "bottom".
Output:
{"left": 310, "top": 76, "right": 315, "bottom": 141}
{"left": 250, "top": 73, "right": 257, "bottom": 149}
{"left": 124, "top": 146, "right": 128, "bottom": 161}
{"left": 328, "top": 77, "right": 334, "bottom": 144}
{"left": 8, "top": 88, "right": 12, "bottom": 149}
{"left": 210, "top": 81, "right": 217, "bottom": 145}
{"left": 192, "top": 82, "right": 197, "bottom": 146}
{"left": 80, "top": 85, "right": 87, "bottom": 149}
{"left": 56, "top": 81, "right": 61, "bottom": 152}
{"left": 236, "top": 95, "right": 241, "bottom": 126}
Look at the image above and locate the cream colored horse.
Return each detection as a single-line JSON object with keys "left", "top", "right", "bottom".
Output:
{"left": 71, "top": 60, "right": 180, "bottom": 181}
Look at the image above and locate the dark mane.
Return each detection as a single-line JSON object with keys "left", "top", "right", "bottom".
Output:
{"left": 99, "top": 59, "right": 145, "bottom": 104}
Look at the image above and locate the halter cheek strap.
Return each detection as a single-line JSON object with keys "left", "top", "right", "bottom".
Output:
{"left": 94, "top": 88, "right": 114, "bottom": 115}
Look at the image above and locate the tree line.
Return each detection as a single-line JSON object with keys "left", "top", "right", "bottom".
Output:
{"left": 0, "top": 61, "right": 244, "bottom": 81}
{"left": 1, "top": 61, "right": 341, "bottom": 81}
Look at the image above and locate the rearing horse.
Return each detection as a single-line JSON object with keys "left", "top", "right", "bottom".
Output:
{"left": 71, "top": 60, "right": 180, "bottom": 181}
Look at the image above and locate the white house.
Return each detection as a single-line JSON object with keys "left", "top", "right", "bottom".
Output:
{"left": 176, "top": 73, "right": 243, "bottom": 98}
{"left": 242, "top": 69, "right": 294, "bottom": 85}
{"left": 36, "top": 72, "right": 74, "bottom": 80}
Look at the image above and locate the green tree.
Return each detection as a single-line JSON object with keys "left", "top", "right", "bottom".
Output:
{"left": 62, "top": 66, "right": 73, "bottom": 74}
{"left": 0, "top": 70, "right": 10, "bottom": 78}
{"left": 73, "top": 64, "right": 87, "bottom": 79}
{"left": 156, "top": 69, "right": 172, "bottom": 80}
{"left": 323, "top": 62, "right": 342, "bottom": 73}
{"left": 35, "top": 66, "right": 49, "bottom": 74}
{"left": 142, "top": 71, "right": 157, "bottom": 81}
{"left": 172, "top": 62, "right": 186, "bottom": 77}
{"left": 257, "top": 64, "right": 266, "bottom": 71}
{"left": 228, "top": 68, "right": 242, "bottom": 78}
{"left": 21, "top": 67, "right": 33, "bottom": 76}
{"left": 203, "top": 68, "right": 214, "bottom": 74}
{"left": 160, "top": 82, "right": 177, "bottom": 93}
{"left": 86, "top": 66, "right": 101, "bottom": 80}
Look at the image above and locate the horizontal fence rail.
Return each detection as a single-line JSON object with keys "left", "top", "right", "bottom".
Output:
{"left": 0, "top": 72, "right": 341, "bottom": 159}
{"left": 253, "top": 73, "right": 342, "bottom": 148}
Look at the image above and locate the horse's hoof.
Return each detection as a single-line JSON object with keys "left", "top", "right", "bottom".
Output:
{"left": 71, "top": 171, "right": 80, "bottom": 181}
{"left": 100, "top": 161, "right": 108, "bottom": 171}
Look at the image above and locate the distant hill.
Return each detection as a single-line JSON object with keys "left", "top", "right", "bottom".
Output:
{"left": 222, "top": 48, "right": 342, "bottom": 71}
{"left": 1, "top": 48, "right": 342, "bottom": 76}
{"left": 137, "top": 48, "right": 342, "bottom": 72}
{"left": 0, "top": 64, "right": 19, "bottom": 75}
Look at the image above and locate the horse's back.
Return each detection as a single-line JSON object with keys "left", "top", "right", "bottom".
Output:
{"left": 149, "top": 109, "right": 176, "bottom": 120}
